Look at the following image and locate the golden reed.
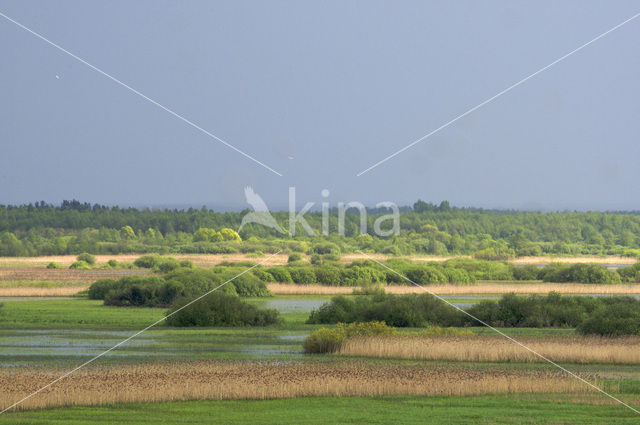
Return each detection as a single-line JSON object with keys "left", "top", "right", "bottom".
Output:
{"left": 339, "top": 335, "right": 640, "bottom": 364}
{"left": 1, "top": 360, "right": 593, "bottom": 411}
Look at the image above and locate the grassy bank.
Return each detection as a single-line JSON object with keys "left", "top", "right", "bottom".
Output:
{"left": 2, "top": 395, "right": 639, "bottom": 424}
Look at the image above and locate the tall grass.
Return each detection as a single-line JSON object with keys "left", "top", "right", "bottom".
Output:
{"left": 0, "top": 361, "right": 593, "bottom": 411}
{"left": 339, "top": 335, "right": 640, "bottom": 364}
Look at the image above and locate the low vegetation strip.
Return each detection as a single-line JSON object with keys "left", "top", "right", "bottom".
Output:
{"left": 0, "top": 361, "right": 594, "bottom": 411}
{"left": 307, "top": 293, "right": 640, "bottom": 336}
{"left": 338, "top": 335, "right": 640, "bottom": 364}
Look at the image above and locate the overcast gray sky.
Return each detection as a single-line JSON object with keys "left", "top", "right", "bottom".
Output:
{"left": 1, "top": 1, "right": 639, "bottom": 211}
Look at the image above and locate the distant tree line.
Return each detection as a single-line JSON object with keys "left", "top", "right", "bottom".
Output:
{"left": 0, "top": 200, "right": 639, "bottom": 257}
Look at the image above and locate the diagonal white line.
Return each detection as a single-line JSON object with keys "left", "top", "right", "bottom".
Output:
{"left": 0, "top": 251, "right": 282, "bottom": 414}
{"left": 356, "top": 12, "right": 640, "bottom": 176}
{"left": 0, "top": 11, "right": 283, "bottom": 177}
{"left": 356, "top": 250, "right": 640, "bottom": 415}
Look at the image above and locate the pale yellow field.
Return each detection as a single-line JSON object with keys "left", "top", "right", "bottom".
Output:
{"left": 0, "top": 253, "right": 290, "bottom": 269}
{"left": 339, "top": 335, "right": 640, "bottom": 364}
{"left": 0, "top": 268, "right": 148, "bottom": 283}
{"left": 0, "top": 253, "right": 634, "bottom": 269}
{"left": 511, "top": 256, "right": 637, "bottom": 265}
{"left": 0, "top": 286, "right": 88, "bottom": 296}
{"left": 0, "top": 361, "right": 594, "bottom": 411}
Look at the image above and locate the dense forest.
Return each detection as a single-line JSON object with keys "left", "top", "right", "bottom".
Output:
{"left": 0, "top": 200, "right": 639, "bottom": 257}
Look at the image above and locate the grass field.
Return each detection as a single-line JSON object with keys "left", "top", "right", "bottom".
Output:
{"left": 3, "top": 394, "right": 640, "bottom": 424}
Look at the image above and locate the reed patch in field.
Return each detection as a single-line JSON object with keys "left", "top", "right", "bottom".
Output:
{"left": 339, "top": 335, "right": 640, "bottom": 364}
{"left": 0, "top": 286, "right": 88, "bottom": 297}
{"left": 0, "top": 360, "right": 594, "bottom": 411}
{"left": 0, "top": 268, "right": 149, "bottom": 283}
{"left": 0, "top": 254, "right": 289, "bottom": 269}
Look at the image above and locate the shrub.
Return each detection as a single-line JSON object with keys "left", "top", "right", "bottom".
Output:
{"left": 307, "top": 293, "right": 465, "bottom": 327}
{"left": 288, "top": 253, "right": 302, "bottom": 263}
{"left": 106, "top": 259, "right": 119, "bottom": 268}
{"left": 266, "top": 266, "right": 293, "bottom": 283}
{"left": 165, "top": 293, "right": 281, "bottom": 327}
{"left": 309, "top": 254, "right": 323, "bottom": 265}
{"left": 88, "top": 278, "right": 119, "bottom": 300}
{"left": 441, "top": 267, "right": 474, "bottom": 284}
{"left": 164, "top": 268, "right": 222, "bottom": 295}
{"left": 302, "top": 327, "right": 346, "bottom": 354}
{"left": 323, "top": 253, "right": 342, "bottom": 262}
{"left": 76, "top": 253, "right": 96, "bottom": 266}
{"left": 405, "top": 266, "right": 447, "bottom": 284}
{"left": 225, "top": 273, "right": 272, "bottom": 297}
{"left": 288, "top": 267, "right": 317, "bottom": 284}
{"left": 46, "top": 262, "right": 62, "bottom": 269}
{"left": 252, "top": 269, "right": 275, "bottom": 282}
{"left": 513, "top": 265, "right": 540, "bottom": 281}
{"left": 155, "top": 258, "right": 182, "bottom": 273}
{"left": 443, "top": 258, "right": 515, "bottom": 280}
{"left": 466, "top": 292, "right": 640, "bottom": 332}
{"left": 618, "top": 263, "right": 640, "bottom": 283}
{"left": 539, "top": 263, "right": 621, "bottom": 283}
{"left": 315, "top": 265, "right": 343, "bottom": 285}
{"left": 101, "top": 276, "right": 177, "bottom": 307}
{"left": 312, "top": 243, "right": 340, "bottom": 256}
{"left": 303, "top": 321, "right": 396, "bottom": 353}
{"left": 473, "top": 248, "right": 514, "bottom": 261}
{"left": 341, "top": 265, "right": 386, "bottom": 286}
{"left": 69, "top": 260, "right": 91, "bottom": 270}
{"left": 577, "top": 298, "right": 640, "bottom": 336}
{"left": 134, "top": 254, "right": 162, "bottom": 269}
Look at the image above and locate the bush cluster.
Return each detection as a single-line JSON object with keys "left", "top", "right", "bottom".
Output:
{"left": 133, "top": 255, "right": 193, "bottom": 273}
{"left": 303, "top": 321, "right": 473, "bottom": 354}
{"left": 88, "top": 267, "right": 271, "bottom": 307}
{"left": 303, "top": 321, "right": 396, "bottom": 353}
{"left": 466, "top": 293, "right": 640, "bottom": 335}
{"left": 165, "top": 293, "right": 281, "bottom": 327}
{"left": 307, "top": 292, "right": 640, "bottom": 335}
{"left": 260, "top": 260, "right": 477, "bottom": 286}
{"left": 538, "top": 263, "right": 621, "bottom": 284}
{"left": 306, "top": 293, "right": 465, "bottom": 327}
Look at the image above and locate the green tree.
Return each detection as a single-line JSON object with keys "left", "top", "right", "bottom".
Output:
{"left": 219, "top": 228, "right": 242, "bottom": 242}
{"left": 120, "top": 226, "right": 136, "bottom": 240}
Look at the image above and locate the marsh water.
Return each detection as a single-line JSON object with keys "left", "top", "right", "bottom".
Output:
{"left": 1, "top": 293, "right": 638, "bottom": 366}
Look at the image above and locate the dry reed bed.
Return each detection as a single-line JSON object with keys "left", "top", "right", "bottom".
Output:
{"left": 511, "top": 256, "right": 636, "bottom": 265}
{"left": 0, "top": 286, "right": 88, "bottom": 297}
{"left": 267, "top": 283, "right": 640, "bottom": 295}
{"left": 0, "top": 268, "right": 148, "bottom": 283}
{"left": 0, "top": 254, "right": 290, "bottom": 269}
{"left": 0, "top": 361, "right": 593, "bottom": 411}
{"left": 0, "top": 254, "right": 634, "bottom": 269}
{"left": 339, "top": 336, "right": 640, "bottom": 364}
